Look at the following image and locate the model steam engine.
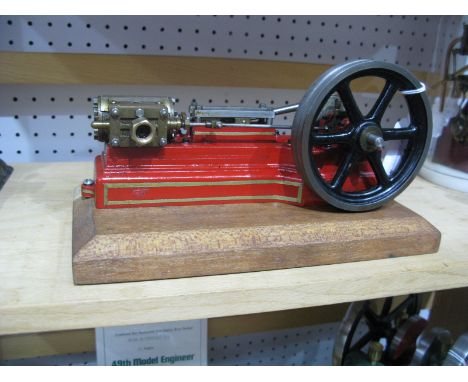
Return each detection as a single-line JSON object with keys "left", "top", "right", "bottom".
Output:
{"left": 82, "top": 60, "right": 432, "bottom": 212}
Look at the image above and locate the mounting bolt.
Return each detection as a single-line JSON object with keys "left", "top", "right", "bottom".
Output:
{"left": 215, "top": 121, "right": 223, "bottom": 129}
{"left": 110, "top": 137, "right": 120, "bottom": 147}
{"left": 160, "top": 108, "right": 168, "bottom": 118}
{"left": 83, "top": 178, "right": 94, "bottom": 186}
{"left": 110, "top": 107, "right": 119, "bottom": 118}
{"left": 135, "top": 108, "right": 144, "bottom": 118}
{"left": 159, "top": 137, "right": 167, "bottom": 146}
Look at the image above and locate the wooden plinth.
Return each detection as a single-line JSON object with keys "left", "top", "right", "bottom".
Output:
{"left": 72, "top": 199, "right": 441, "bottom": 285}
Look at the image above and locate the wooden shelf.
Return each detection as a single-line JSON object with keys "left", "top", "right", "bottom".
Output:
{"left": 0, "top": 52, "right": 433, "bottom": 91}
{"left": 1, "top": 162, "right": 467, "bottom": 335}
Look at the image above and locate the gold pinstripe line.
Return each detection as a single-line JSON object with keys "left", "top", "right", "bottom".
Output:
{"left": 103, "top": 180, "right": 303, "bottom": 206}
{"left": 105, "top": 179, "right": 301, "bottom": 189}
{"left": 106, "top": 194, "right": 300, "bottom": 205}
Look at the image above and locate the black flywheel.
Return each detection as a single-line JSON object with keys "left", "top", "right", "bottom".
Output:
{"left": 292, "top": 60, "right": 432, "bottom": 211}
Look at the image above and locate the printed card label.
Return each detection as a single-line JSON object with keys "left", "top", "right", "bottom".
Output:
{"left": 96, "top": 319, "right": 207, "bottom": 366}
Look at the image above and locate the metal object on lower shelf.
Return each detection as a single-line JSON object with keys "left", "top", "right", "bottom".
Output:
{"left": 333, "top": 294, "right": 423, "bottom": 366}
{"left": 387, "top": 315, "right": 428, "bottom": 364}
{"left": 410, "top": 327, "right": 453, "bottom": 366}
{"left": 443, "top": 333, "right": 468, "bottom": 366}
{"left": 0, "top": 159, "right": 13, "bottom": 191}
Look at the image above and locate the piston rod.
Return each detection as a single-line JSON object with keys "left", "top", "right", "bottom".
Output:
{"left": 273, "top": 104, "right": 300, "bottom": 115}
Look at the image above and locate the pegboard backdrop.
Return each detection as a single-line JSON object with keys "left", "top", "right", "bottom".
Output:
{"left": 0, "top": 15, "right": 463, "bottom": 163}
{"left": 0, "top": 15, "right": 462, "bottom": 71}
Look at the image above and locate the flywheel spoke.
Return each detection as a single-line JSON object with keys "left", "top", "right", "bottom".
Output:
{"left": 368, "top": 151, "right": 391, "bottom": 188}
{"left": 380, "top": 297, "right": 394, "bottom": 317}
{"left": 311, "top": 129, "right": 353, "bottom": 146}
{"left": 386, "top": 295, "right": 417, "bottom": 322}
{"left": 349, "top": 331, "right": 375, "bottom": 354}
{"left": 330, "top": 148, "right": 358, "bottom": 190}
{"left": 382, "top": 126, "right": 417, "bottom": 140}
{"left": 367, "top": 81, "right": 398, "bottom": 122}
{"left": 337, "top": 82, "right": 363, "bottom": 125}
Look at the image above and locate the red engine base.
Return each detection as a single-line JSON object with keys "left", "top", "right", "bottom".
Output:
{"left": 83, "top": 127, "right": 376, "bottom": 209}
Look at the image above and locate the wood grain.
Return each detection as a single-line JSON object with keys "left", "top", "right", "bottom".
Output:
{"left": 0, "top": 52, "right": 430, "bottom": 91}
{"left": 72, "top": 198, "right": 441, "bottom": 285}
{"left": 1, "top": 163, "right": 467, "bottom": 336}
